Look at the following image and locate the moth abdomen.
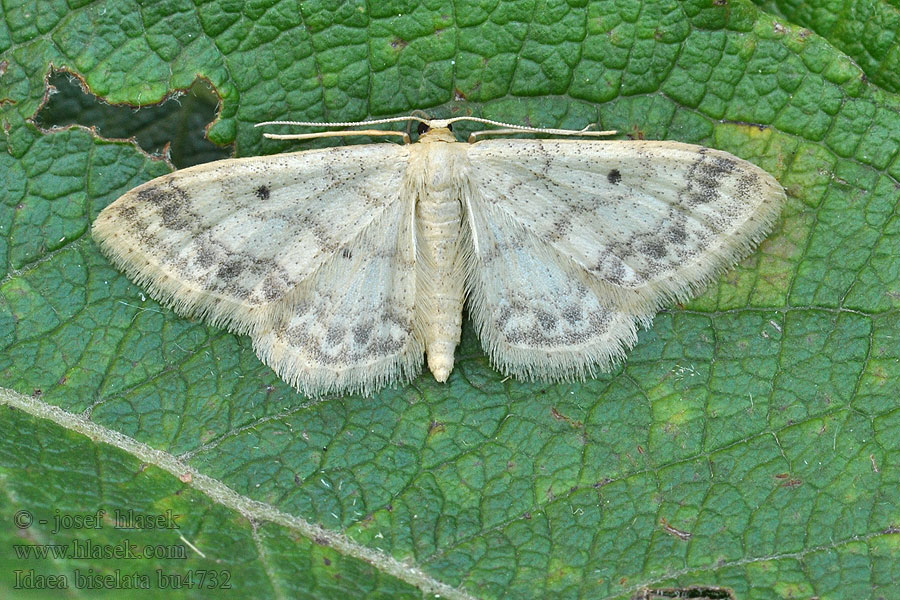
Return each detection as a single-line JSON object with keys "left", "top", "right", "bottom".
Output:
{"left": 413, "top": 136, "right": 469, "bottom": 381}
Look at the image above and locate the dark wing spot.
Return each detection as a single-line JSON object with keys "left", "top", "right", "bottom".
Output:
{"left": 341, "top": 248, "right": 353, "bottom": 259}
{"left": 118, "top": 205, "right": 138, "bottom": 220}
{"left": 325, "top": 325, "right": 344, "bottom": 346}
{"left": 607, "top": 169, "right": 622, "bottom": 185}
{"left": 667, "top": 224, "right": 687, "bottom": 244}
{"left": 161, "top": 202, "right": 185, "bottom": 229}
{"left": 642, "top": 240, "right": 668, "bottom": 260}
{"left": 195, "top": 243, "right": 216, "bottom": 268}
{"left": 138, "top": 184, "right": 190, "bottom": 230}
{"left": 115, "top": 205, "right": 146, "bottom": 232}
{"left": 353, "top": 323, "right": 372, "bottom": 345}
{"left": 255, "top": 185, "right": 270, "bottom": 200}
{"left": 137, "top": 187, "right": 167, "bottom": 206}
{"left": 217, "top": 260, "right": 244, "bottom": 280}
{"left": 562, "top": 304, "right": 582, "bottom": 325}
{"left": 534, "top": 308, "right": 557, "bottom": 332}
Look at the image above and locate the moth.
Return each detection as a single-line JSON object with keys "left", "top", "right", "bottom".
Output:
{"left": 92, "top": 115, "right": 785, "bottom": 397}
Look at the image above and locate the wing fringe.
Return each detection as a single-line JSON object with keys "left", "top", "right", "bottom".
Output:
{"left": 252, "top": 333, "right": 424, "bottom": 398}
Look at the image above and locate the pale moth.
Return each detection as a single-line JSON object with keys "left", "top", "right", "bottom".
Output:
{"left": 92, "top": 115, "right": 785, "bottom": 397}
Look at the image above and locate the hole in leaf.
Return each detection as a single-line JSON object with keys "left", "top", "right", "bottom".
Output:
{"left": 35, "top": 71, "right": 231, "bottom": 168}
{"left": 631, "top": 586, "right": 736, "bottom": 600}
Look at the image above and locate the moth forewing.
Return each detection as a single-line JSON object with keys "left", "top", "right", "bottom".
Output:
{"left": 92, "top": 144, "right": 412, "bottom": 338}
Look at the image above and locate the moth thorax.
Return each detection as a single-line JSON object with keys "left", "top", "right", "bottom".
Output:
{"left": 418, "top": 127, "right": 456, "bottom": 144}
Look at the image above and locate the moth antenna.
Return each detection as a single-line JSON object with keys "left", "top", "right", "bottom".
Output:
{"left": 256, "top": 116, "right": 430, "bottom": 128}
{"left": 263, "top": 130, "right": 411, "bottom": 143}
{"left": 442, "top": 116, "right": 617, "bottom": 138}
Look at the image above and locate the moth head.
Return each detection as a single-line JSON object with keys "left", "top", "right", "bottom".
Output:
{"left": 423, "top": 119, "right": 453, "bottom": 132}
{"left": 417, "top": 119, "right": 456, "bottom": 143}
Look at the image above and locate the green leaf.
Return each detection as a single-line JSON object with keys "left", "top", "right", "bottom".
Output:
{"left": 755, "top": 0, "right": 900, "bottom": 95}
{"left": 2, "top": 1, "right": 899, "bottom": 598}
